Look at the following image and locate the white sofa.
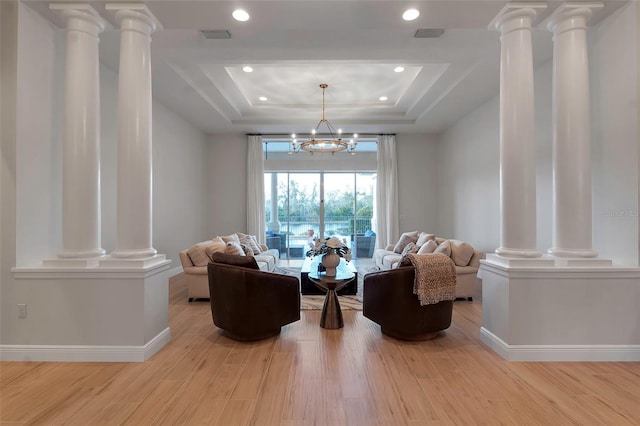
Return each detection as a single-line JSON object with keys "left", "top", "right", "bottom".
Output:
{"left": 373, "top": 234, "right": 482, "bottom": 300}
{"left": 179, "top": 238, "right": 279, "bottom": 301}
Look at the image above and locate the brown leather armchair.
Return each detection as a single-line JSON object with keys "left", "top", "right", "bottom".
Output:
{"left": 363, "top": 266, "right": 453, "bottom": 340}
{"left": 207, "top": 253, "right": 300, "bottom": 341}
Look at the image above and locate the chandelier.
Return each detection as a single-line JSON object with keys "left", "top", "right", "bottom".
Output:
{"left": 290, "top": 83, "right": 358, "bottom": 155}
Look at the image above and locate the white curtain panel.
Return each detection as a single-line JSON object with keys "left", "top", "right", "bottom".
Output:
{"left": 376, "top": 135, "right": 399, "bottom": 248}
{"left": 247, "top": 135, "right": 265, "bottom": 242}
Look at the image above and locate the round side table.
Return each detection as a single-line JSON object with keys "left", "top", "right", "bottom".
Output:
{"left": 308, "top": 270, "right": 355, "bottom": 329}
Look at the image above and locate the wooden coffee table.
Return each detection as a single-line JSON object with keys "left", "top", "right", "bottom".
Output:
{"left": 308, "top": 266, "right": 355, "bottom": 329}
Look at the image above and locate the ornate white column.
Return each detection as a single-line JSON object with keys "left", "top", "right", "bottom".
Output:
{"left": 545, "top": 3, "right": 602, "bottom": 258}
{"left": 106, "top": 4, "right": 162, "bottom": 259}
{"left": 490, "top": 3, "right": 546, "bottom": 258}
{"left": 50, "top": 4, "right": 106, "bottom": 260}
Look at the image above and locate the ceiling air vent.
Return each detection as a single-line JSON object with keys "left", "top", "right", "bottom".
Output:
{"left": 414, "top": 29, "right": 445, "bottom": 38}
{"left": 201, "top": 30, "right": 231, "bottom": 39}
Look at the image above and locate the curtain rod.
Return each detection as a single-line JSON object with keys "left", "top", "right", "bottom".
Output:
{"left": 246, "top": 133, "right": 396, "bottom": 137}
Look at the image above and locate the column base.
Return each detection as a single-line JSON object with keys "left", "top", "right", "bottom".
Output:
{"left": 9, "top": 260, "right": 172, "bottom": 362}
{"left": 111, "top": 247, "right": 157, "bottom": 259}
{"left": 57, "top": 248, "right": 106, "bottom": 259}
{"left": 552, "top": 257, "right": 613, "bottom": 267}
{"left": 486, "top": 253, "right": 555, "bottom": 267}
{"left": 43, "top": 257, "right": 102, "bottom": 268}
{"left": 548, "top": 247, "right": 598, "bottom": 258}
{"left": 494, "top": 247, "right": 543, "bottom": 258}
{"left": 100, "top": 254, "right": 167, "bottom": 269}
{"left": 479, "top": 261, "right": 640, "bottom": 361}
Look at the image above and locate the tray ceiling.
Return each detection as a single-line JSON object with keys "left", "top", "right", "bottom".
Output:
{"left": 31, "top": 0, "right": 627, "bottom": 135}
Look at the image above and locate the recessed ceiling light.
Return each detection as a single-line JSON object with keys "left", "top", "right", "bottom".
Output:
{"left": 394, "top": 66, "right": 405, "bottom": 73}
{"left": 232, "top": 9, "right": 250, "bottom": 21}
{"left": 379, "top": 96, "right": 388, "bottom": 101}
{"left": 259, "top": 96, "right": 268, "bottom": 101}
{"left": 242, "top": 66, "right": 253, "bottom": 73}
{"left": 402, "top": 9, "right": 420, "bottom": 21}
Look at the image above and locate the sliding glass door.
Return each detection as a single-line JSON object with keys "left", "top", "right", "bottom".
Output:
{"left": 265, "top": 172, "right": 375, "bottom": 259}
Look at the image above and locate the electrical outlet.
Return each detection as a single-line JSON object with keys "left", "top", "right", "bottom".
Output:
{"left": 18, "top": 304, "right": 27, "bottom": 319}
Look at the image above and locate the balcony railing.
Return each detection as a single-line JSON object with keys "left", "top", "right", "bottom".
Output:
{"left": 268, "top": 216, "right": 372, "bottom": 237}
{"left": 266, "top": 216, "right": 374, "bottom": 259}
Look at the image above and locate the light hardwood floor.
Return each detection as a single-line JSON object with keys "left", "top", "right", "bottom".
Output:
{"left": 1, "top": 273, "right": 639, "bottom": 425}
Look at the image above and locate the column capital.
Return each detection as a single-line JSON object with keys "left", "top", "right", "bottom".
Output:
{"left": 542, "top": 2, "right": 603, "bottom": 33}
{"left": 105, "top": 3, "right": 163, "bottom": 33}
{"left": 489, "top": 2, "right": 547, "bottom": 33}
{"left": 49, "top": 3, "right": 108, "bottom": 36}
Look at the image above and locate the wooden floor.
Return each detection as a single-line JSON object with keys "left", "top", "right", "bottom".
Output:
{"left": 1, "top": 274, "right": 639, "bottom": 425}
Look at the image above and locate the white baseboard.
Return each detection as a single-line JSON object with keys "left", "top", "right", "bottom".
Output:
{"left": 0, "top": 327, "right": 171, "bottom": 362}
{"left": 480, "top": 327, "right": 640, "bottom": 361}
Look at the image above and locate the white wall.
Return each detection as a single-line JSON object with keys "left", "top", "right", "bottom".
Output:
{"left": 14, "top": 2, "right": 63, "bottom": 267}
{"left": 533, "top": 61, "right": 553, "bottom": 254}
{"left": 590, "top": 2, "right": 639, "bottom": 265}
{"left": 152, "top": 100, "right": 209, "bottom": 264}
{"left": 265, "top": 149, "right": 377, "bottom": 172}
{"left": 1, "top": 0, "right": 19, "bottom": 345}
{"left": 395, "top": 134, "right": 440, "bottom": 243}
{"left": 436, "top": 4, "right": 638, "bottom": 265}
{"left": 100, "top": 65, "right": 117, "bottom": 256}
{"left": 207, "top": 133, "right": 248, "bottom": 237}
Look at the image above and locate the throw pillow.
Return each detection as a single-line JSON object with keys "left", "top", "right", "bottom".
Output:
{"left": 187, "top": 243, "right": 211, "bottom": 267}
{"left": 417, "top": 239, "right": 438, "bottom": 254}
{"left": 220, "top": 233, "right": 240, "bottom": 243}
{"left": 249, "top": 235, "right": 263, "bottom": 252}
{"left": 211, "top": 236, "right": 224, "bottom": 244}
{"left": 393, "top": 231, "right": 419, "bottom": 254}
{"left": 435, "top": 237, "right": 447, "bottom": 245}
{"left": 210, "top": 252, "right": 259, "bottom": 270}
{"left": 433, "top": 240, "right": 452, "bottom": 257}
{"left": 205, "top": 241, "right": 227, "bottom": 260}
{"left": 238, "top": 233, "right": 262, "bottom": 255}
{"left": 450, "top": 240, "right": 474, "bottom": 266}
{"left": 416, "top": 232, "right": 436, "bottom": 247}
{"left": 240, "top": 243, "right": 254, "bottom": 256}
{"left": 225, "top": 241, "right": 246, "bottom": 256}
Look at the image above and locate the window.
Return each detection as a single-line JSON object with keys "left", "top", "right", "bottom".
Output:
{"left": 262, "top": 138, "right": 377, "bottom": 259}
{"left": 264, "top": 172, "right": 376, "bottom": 259}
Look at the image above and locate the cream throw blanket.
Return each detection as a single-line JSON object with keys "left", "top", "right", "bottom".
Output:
{"left": 405, "top": 253, "right": 457, "bottom": 305}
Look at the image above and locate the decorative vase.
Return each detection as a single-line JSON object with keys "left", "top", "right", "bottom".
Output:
{"left": 321, "top": 249, "right": 341, "bottom": 277}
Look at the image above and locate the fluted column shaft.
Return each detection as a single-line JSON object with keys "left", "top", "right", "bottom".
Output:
{"left": 107, "top": 4, "right": 161, "bottom": 258}
{"left": 51, "top": 4, "right": 106, "bottom": 259}
{"left": 546, "top": 3, "right": 602, "bottom": 258}
{"left": 491, "top": 3, "right": 546, "bottom": 258}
